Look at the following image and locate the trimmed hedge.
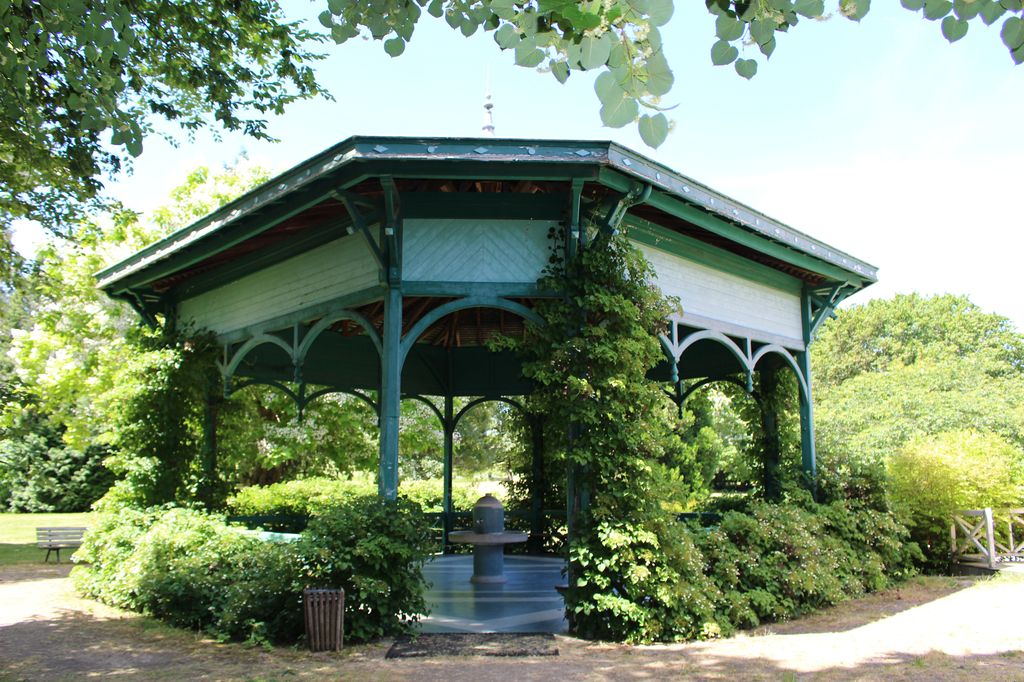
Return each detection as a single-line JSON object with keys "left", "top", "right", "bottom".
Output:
{"left": 73, "top": 496, "right": 433, "bottom": 645}
{"left": 227, "top": 476, "right": 480, "bottom": 517}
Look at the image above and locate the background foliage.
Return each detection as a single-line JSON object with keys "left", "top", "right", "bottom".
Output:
{"left": 812, "top": 293, "right": 1024, "bottom": 565}
{"left": 888, "top": 429, "right": 1024, "bottom": 568}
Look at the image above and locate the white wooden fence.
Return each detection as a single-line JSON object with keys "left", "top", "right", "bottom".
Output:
{"left": 951, "top": 508, "right": 1024, "bottom": 570}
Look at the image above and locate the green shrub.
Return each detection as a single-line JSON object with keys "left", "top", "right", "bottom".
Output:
{"left": 569, "top": 513, "right": 721, "bottom": 643}
{"left": 73, "top": 507, "right": 162, "bottom": 610}
{"left": 227, "top": 476, "right": 479, "bottom": 518}
{"left": 297, "top": 496, "right": 434, "bottom": 642}
{"left": 75, "top": 507, "right": 300, "bottom": 642}
{"left": 227, "top": 477, "right": 375, "bottom": 517}
{"left": 888, "top": 429, "right": 1024, "bottom": 568}
{"left": 692, "top": 495, "right": 921, "bottom": 633}
{"left": 73, "top": 497, "right": 432, "bottom": 645}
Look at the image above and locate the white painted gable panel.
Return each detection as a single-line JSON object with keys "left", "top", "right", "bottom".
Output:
{"left": 178, "top": 236, "right": 377, "bottom": 334}
{"left": 403, "top": 219, "right": 552, "bottom": 283}
{"left": 634, "top": 241, "right": 803, "bottom": 344}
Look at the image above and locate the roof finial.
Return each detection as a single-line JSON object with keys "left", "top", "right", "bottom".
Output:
{"left": 482, "top": 68, "right": 495, "bottom": 137}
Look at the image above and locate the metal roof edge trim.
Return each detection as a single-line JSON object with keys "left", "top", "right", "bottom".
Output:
{"left": 96, "top": 135, "right": 877, "bottom": 291}
{"left": 605, "top": 143, "right": 877, "bottom": 282}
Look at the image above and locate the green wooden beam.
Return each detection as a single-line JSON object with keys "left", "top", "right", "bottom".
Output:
{"left": 400, "top": 192, "right": 568, "bottom": 220}
{"left": 401, "top": 281, "right": 547, "bottom": 298}
{"left": 337, "top": 192, "right": 385, "bottom": 272}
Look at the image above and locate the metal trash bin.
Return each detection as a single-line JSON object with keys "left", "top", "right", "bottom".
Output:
{"left": 304, "top": 587, "right": 345, "bottom": 651}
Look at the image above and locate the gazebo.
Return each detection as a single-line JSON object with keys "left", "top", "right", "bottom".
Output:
{"left": 96, "top": 136, "right": 877, "bottom": 548}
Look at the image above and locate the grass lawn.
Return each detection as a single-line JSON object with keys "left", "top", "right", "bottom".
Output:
{"left": 0, "top": 512, "right": 94, "bottom": 566}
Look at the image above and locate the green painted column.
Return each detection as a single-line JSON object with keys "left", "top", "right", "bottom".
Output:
{"left": 528, "top": 415, "right": 545, "bottom": 555}
{"left": 799, "top": 288, "right": 817, "bottom": 491}
{"left": 797, "top": 350, "right": 816, "bottom": 484}
{"left": 759, "top": 364, "right": 782, "bottom": 502}
{"left": 442, "top": 394, "right": 454, "bottom": 548}
{"left": 378, "top": 285, "right": 402, "bottom": 500}
{"left": 199, "top": 383, "right": 220, "bottom": 509}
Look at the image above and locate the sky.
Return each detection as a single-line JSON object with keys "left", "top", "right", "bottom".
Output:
{"left": 13, "top": 2, "right": 1024, "bottom": 328}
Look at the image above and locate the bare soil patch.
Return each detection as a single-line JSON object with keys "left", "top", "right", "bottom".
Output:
{"left": 2, "top": 565, "right": 1022, "bottom": 681}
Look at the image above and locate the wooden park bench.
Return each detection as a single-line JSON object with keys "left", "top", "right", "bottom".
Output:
{"left": 36, "top": 526, "right": 87, "bottom": 563}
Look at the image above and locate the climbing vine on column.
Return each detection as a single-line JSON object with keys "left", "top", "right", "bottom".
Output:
{"left": 495, "top": 231, "right": 719, "bottom": 642}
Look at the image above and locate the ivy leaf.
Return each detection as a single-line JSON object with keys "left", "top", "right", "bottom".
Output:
{"left": 841, "top": 0, "right": 871, "bottom": 20}
{"left": 923, "top": 0, "right": 953, "bottom": 19}
{"left": 384, "top": 37, "right": 405, "bottom": 57}
{"left": 327, "top": 0, "right": 348, "bottom": 14}
{"left": 1001, "top": 0, "right": 1023, "bottom": 10}
{"left": 901, "top": 0, "right": 925, "bottom": 9}
{"left": 490, "top": 0, "right": 517, "bottom": 20}
{"left": 514, "top": 42, "right": 545, "bottom": 67}
{"left": 750, "top": 19, "right": 776, "bottom": 45}
{"left": 648, "top": 0, "right": 674, "bottom": 25}
{"left": 759, "top": 36, "right": 777, "bottom": 57}
{"left": 579, "top": 33, "right": 614, "bottom": 70}
{"left": 710, "top": 40, "right": 739, "bottom": 65}
{"left": 551, "top": 60, "right": 570, "bottom": 83}
{"left": 1013, "top": 41, "right": 1024, "bottom": 63}
{"left": 953, "top": 0, "right": 981, "bottom": 20}
{"left": 794, "top": 0, "right": 825, "bottom": 17}
{"left": 715, "top": 15, "right": 745, "bottom": 41}
{"left": 494, "top": 23, "right": 519, "bottom": 49}
{"left": 427, "top": 0, "right": 443, "bottom": 18}
{"left": 1002, "top": 16, "right": 1024, "bottom": 49}
{"left": 638, "top": 113, "right": 668, "bottom": 147}
{"left": 706, "top": 0, "right": 730, "bottom": 16}
{"left": 595, "top": 70, "right": 625, "bottom": 104}
{"left": 941, "top": 15, "right": 969, "bottom": 41}
{"left": 317, "top": 10, "right": 333, "bottom": 28}
{"left": 645, "top": 50, "right": 674, "bottom": 95}
{"left": 980, "top": 1, "right": 1007, "bottom": 24}
{"left": 735, "top": 58, "right": 758, "bottom": 79}
{"left": 599, "top": 95, "right": 639, "bottom": 128}
{"left": 126, "top": 135, "right": 142, "bottom": 158}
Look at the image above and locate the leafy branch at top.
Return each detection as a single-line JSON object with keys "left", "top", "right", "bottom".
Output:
{"left": 320, "top": 0, "right": 676, "bottom": 147}
{"left": 706, "top": 0, "right": 1024, "bottom": 79}
{"left": 321, "top": 0, "right": 1024, "bottom": 149}
{"left": 0, "top": 0, "right": 327, "bottom": 235}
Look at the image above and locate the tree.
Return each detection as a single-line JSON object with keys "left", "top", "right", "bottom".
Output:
{"left": 0, "top": 0, "right": 325, "bottom": 239}
{"left": 811, "top": 294, "right": 1024, "bottom": 504}
{"left": 1, "top": 162, "right": 278, "bottom": 508}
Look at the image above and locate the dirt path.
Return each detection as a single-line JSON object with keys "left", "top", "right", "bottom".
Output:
{"left": 1, "top": 565, "right": 1022, "bottom": 681}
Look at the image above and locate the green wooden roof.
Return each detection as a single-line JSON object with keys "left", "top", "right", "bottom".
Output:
{"left": 96, "top": 136, "right": 877, "bottom": 296}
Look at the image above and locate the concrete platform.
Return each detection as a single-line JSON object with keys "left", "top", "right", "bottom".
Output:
{"left": 418, "top": 554, "right": 568, "bottom": 634}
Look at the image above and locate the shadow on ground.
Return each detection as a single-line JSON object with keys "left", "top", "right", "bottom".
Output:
{"left": 748, "top": 577, "right": 977, "bottom": 636}
{"left": 1, "top": 567, "right": 1020, "bottom": 681}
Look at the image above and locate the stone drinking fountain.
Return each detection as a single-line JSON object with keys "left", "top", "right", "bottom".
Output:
{"left": 447, "top": 494, "right": 527, "bottom": 584}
